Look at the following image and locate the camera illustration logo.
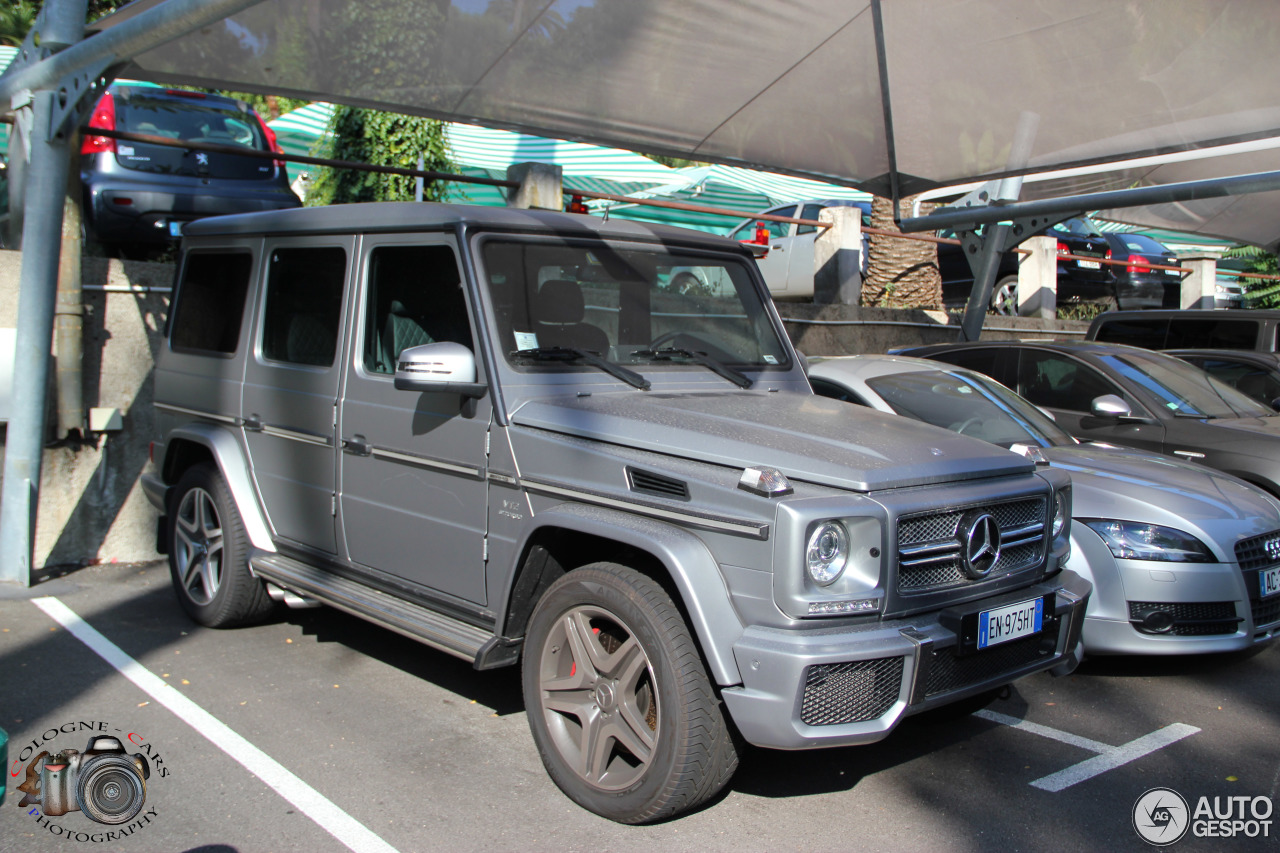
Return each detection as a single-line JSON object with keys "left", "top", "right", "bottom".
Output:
{"left": 18, "top": 735, "right": 150, "bottom": 825}
{"left": 1134, "top": 787, "right": 1191, "bottom": 846}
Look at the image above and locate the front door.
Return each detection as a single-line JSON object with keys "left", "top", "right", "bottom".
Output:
{"left": 241, "top": 239, "right": 353, "bottom": 554}
{"left": 1013, "top": 348, "right": 1166, "bottom": 453}
{"left": 337, "top": 237, "right": 492, "bottom": 604}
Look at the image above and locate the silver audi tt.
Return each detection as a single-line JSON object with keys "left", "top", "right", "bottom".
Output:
{"left": 808, "top": 354, "right": 1280, "bottom": 655}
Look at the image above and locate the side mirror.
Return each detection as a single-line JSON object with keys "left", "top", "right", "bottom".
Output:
{"left": 1091, "top": 394, "right": 1132, "bottom": 418}
{"left": 393, "top": 342, "right": 488, "bottom": 398}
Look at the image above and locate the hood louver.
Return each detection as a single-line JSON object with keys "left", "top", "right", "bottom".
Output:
{"left": 627, "top": 467, "right": 690, "bottom": 501}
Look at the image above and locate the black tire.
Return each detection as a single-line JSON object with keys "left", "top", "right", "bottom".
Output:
{"left": 988, "top": 275, "right": 1020, "bottom": 315}
{"left": 167, "top": 463, "right": 275, "bottom": 628}
{"left": 522, "top": 563, "right": 739, "bottom": 823}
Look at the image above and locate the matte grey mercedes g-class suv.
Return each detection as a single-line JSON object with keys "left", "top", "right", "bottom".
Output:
{"left": 143, "top": 202, "right": 1089, "bottom": 823}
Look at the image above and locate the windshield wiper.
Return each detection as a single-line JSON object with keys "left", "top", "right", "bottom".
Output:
{"left": 511, "top": 347, "right": 650, "bottom": 390}
{"left": 631, "top": 347, "right": 753, "bottom": 388}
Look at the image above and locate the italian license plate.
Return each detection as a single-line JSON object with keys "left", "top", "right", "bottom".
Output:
{"left": 1077, "top": 259, "right": 1101, "bottom": 269}
{"left": 978, "top": 597, "right": 1044, "bottom": 649}
{"left": 1262, "top": 567, "right": 1280, "bottom": 598}
{"left": 1164, "top": 268, "right": 1180, "bottom": 275}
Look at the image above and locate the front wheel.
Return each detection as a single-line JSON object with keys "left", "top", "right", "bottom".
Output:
{"left": 522, "top": 563, "right": 738, "bottom": 823}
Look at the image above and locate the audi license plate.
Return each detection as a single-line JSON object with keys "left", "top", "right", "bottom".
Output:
{"left": 978, "top": 597, "right": 1044, "bottom": 649}
{"left": 1262, "top": 567, "right": 1280, "bottom": 598}
{"left": 1077, "top": 259, "right": 1101, "bottom": 269}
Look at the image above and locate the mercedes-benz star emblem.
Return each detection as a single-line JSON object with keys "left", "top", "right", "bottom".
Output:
{"left": 958, "top": 511, "right": 1001, "bottom": 579}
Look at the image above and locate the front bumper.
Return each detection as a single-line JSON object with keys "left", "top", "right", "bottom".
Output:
{"left": 721, "top": 570, "right": 1090, "bottom": 750}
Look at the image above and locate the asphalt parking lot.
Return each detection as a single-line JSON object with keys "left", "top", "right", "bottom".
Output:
{"left": 2, "top": 560, "right": 1277, "bottom": 853}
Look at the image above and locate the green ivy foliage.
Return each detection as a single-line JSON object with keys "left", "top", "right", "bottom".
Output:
{"left": 1226, "top": 245, "right": 1280, "bottom": 308}
{"left": 306, "top": 106, "right": 455, "bottom": 207}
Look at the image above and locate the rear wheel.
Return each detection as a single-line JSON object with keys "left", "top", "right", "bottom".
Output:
{"left": 522, "top": 563, "right": 738, "bottom": 823}
{"left": 988, "top": 275, "right": 1020, "bottom": 315}
{"left": 168, "top": 464, "right": 275, "bottom": 628}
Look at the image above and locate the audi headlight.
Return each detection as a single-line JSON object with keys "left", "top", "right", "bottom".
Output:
{"left": 1052, "top": 490, "right": 1069, "bottom": 539}
{"left": 806, "top": 521, "right": 849, "bottom": 585}
{"left": 1081, "top": 519, "right": 1213, "bottom": 563}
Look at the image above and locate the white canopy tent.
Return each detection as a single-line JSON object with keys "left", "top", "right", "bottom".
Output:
{"left": 82, "top": 0, "right": 1280, "bottom": 250}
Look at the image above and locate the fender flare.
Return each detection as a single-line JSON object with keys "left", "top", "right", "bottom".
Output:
{"left": 164, "top": 423, "right": 276, "bottom": 553}
{"left": 511, "top": 502, "right": 746, "bottom": 686}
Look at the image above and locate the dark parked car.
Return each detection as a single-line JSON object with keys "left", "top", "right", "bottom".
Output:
{"left": 1087, "top": 309, "right": 1280, "bottom": 351}
{"left": 938, "top": 216, "right": 1116, "bottom": 314}
{"left": 1166, "top": 349, "right": 1280, "bottom": 409}
{"left": 80, "top": 85, "right": 300, "bottom": 253}
{"left": 898, "top": 339, "right": 1280, "bottom": 502}
{"left": 1102, "top": 232, "right": 1181, "bottom": 309}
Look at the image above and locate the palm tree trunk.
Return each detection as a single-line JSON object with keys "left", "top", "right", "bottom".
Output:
{"left": 863, "top": 194, "right": 942, "bottom": 309}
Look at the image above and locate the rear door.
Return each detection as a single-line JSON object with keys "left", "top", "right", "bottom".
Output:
{"left": 731, "top": 206, "right": 795, "bottom": 296}
{"left": 241, "top": 240, "right": 353, "bottom": 554}
{"left": 337, "top": 236, "right": 492, "bottom": 604}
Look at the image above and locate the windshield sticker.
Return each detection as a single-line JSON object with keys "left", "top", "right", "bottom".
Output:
{"left": 514, "top": 331, "right": 538, "bottom": 351}
{"left": 763, "top": 355, "right": 777, "bottom": 364}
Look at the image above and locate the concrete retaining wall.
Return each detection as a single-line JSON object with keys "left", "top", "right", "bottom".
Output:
{"left": 0, "top": 251, "right": 1088, "bottom": 570}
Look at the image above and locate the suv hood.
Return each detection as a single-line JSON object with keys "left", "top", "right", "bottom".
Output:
{"left": 511, "top": 392, "right": 1032, "bottom": 492}
{"left": 1046, "top": 444, "right": 1280, "bottom": 553}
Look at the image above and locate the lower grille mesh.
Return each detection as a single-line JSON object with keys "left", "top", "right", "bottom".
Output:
{"left": 801, "top": 657, "right": 904, "bottom": 726}
{"left": 925, "top": 635, "right": 1049, "bottom": 698}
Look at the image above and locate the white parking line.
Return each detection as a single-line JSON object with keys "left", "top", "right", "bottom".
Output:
{"left": 32, "top": 596, "right": 401, "bottom": 853}
{"left": 975, "top": 708, "right": 1200, "bottom": 792}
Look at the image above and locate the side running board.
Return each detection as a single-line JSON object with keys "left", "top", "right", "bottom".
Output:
{"left": 250, "top": 554, "right": 495, "bottom": 664}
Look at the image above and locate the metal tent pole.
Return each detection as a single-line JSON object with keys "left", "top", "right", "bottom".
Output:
{"left": 0, "top": 0, "right": 86, "bottom": 586}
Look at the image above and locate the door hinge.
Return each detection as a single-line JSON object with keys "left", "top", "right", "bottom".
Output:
{"left": 482, "top": 536, "right": 488, "bottom": 563}
{"left": 485, "top": 431, "right": 491, "bottom": 455}
{"left": 332, "top": 401, "right": 338, "bottom": 429}
{"left": 331, "top": 493, "right": 337, "bottom": 516}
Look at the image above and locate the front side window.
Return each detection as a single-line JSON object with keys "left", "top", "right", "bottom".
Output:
{"left": 1016, "top": 351, "right": 1121, "bottom": 413}
{"left": 260, "top": 247, "right": 346, "bottom": 367}
{"left": 169, "top": 251, "right": 252, "bottom": 355}
{"left": 363, "top": 245, "right": 472, "bottom": 374}
{"left": 480, "top": 238, "right": 789, "bottom": 378}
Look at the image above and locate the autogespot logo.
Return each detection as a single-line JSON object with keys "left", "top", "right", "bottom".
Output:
{"left": 1134, "top": 787, "right": 1190, "bottom": 846}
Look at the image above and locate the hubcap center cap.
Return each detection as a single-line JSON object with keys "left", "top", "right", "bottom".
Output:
{"left": 594, "top": 681, "right": 617, "bottom": 712}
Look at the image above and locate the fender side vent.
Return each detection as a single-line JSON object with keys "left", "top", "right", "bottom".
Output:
{"left": 626, "top": 467, "right": 690, "bottom": 501}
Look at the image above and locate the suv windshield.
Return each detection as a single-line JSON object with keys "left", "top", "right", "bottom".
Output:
{"left": 1099, "top": 351, "right": 1272, "bottom": 418}
{"left": 480, "top": 238, "right": 790, "bottom": 376}
{"left": 867, "top": 368, "right": 1075, "bottom": 448}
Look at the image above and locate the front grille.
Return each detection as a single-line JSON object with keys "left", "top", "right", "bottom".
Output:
{"left": 924, "top": 634, "right": 1049, "bottom": 698}
{"left": 800, "top": 657, "right": 904, "bottom": 726}
{"left": 1253, "top": 597, "right": 1280, "bottom": 629}
{"left": 1235, "top": 530, "right": 1280, "bottom": 573}
{"left": 1128, "top": 600, "right": 1240, "bottom": 636}
{"left": 897, "top": 498, "right": 1046, "bottom": 594}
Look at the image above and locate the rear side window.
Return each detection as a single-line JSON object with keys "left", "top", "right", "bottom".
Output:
{"left": 1092, "top": 318, "right": 1168, "bottom": 349}
{"left": 923, "top": 347, "right": 1014, "bottom": 387}
{"left": 1166, "top": 319, "right": 1259, "bottom": 350}
{"left": 260, "top": 247, "right": 347, "bottom": 367}
{"left": 169, "top": 251, "right": 252, "bottom": 355}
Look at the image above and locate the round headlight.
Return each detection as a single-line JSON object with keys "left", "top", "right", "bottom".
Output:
{"left": 807, "top": 521, "right": 849, "bottom": 585}
{"left": 1052, "top": 491, "right": 1068, "bottom": 539}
